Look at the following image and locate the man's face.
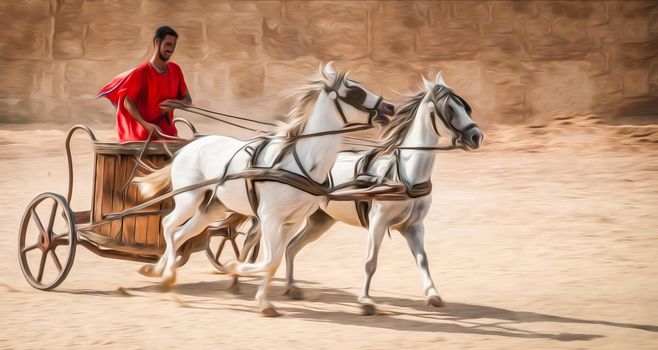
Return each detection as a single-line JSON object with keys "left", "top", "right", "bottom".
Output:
{"left": 156, "top": 35, "right": 177, "bottom": 61}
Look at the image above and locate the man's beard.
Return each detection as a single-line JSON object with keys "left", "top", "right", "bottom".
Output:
{"left": 158, "top": 47, "right": 169, "bottom": 62}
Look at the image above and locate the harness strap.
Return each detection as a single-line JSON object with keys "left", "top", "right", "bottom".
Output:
{"left": 406, "top": 180, "right": 432, "bottom": 198}
{"left": 244, "top": 139, "right": 270, "bottom": 215}
{"left": 292, "top": 148, "right": 315, "bottom": 180}
{"left": 245, "top": 178, "right": 260, "bottom": 215}
{"left": 355, "top": 201, "right": 371, "bottom": 228}
{"left": 331, "top": 94, "right": 350, "bottom": 124}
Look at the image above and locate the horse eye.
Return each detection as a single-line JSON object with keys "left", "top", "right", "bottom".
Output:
{"left": 345, "top": 88, "right": 366, "bottom": 104}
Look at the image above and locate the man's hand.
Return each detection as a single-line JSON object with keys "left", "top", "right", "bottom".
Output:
{"left": 143, "top": 122, "right": 163, "bottom": 136}
{"left": 160, "top": 99, "right": 183, "bottom": 112}
{"left": 124, "top": 97, "right": 164, "bottom": 136}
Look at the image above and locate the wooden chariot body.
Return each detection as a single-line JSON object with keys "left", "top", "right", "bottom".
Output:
{"left": 90, "top": 141, "right": 184, "bottom": 256}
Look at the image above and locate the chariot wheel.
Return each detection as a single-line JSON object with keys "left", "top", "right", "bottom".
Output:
{"left": 205, "top": 227, "right": 259, "bottom": 273}
{"left": 18, "top": 192, "right": 77, "bottom": 290}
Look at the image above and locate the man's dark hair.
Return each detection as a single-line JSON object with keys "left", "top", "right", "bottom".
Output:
{"left": 154, "top": 26, "right": 178, "bottom": 43}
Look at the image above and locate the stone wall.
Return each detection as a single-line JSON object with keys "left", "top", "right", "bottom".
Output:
{"left": 1, "top": 0, "right": 657, "bottom": 126}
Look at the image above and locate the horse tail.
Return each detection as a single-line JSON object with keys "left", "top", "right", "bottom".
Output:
{"left": 134, "top": 163, "right": 172, "bottom": 198}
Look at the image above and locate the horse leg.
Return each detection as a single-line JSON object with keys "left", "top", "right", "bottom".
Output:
{"left": 400, "top": 222, "right": 443, "bottom": 307}
{"left": 359, "top": 215, "right": 388, "bottom": 315}
{"left": 239, "top": 217, "right": 261, "bottom": 262}
{"left": 227, "top": 216, "right": 298, "bottom": 316}
{"left": 284, "top": 210, "right": 336, "bottom": 300}
{"left": 161, "top": 200, "right": 227, "bottom": 287}
{"left": 138, "top": 191, "right": 202, "bottom": 278}
{"left": 231, "top": 217, "right": 261, "bottom": 289}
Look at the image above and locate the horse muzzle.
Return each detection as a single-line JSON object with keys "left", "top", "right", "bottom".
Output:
{"left": 460, "top": 126, "right": 484, "bottom": 150}
{"left": 373, "top": 101, "right": 396, "bottom": 126}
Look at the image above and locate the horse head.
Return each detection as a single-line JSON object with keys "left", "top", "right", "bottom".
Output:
{"left": 423, "top": 72, "right": 484, "bottom": 150}
{"left": 320, "top": 62, "right": 395, "bottom": 127}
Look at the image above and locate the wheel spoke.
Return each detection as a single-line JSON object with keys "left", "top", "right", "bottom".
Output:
{"left": 31, "top": 208, "right": 47, "bottom": 238}
{"left": 47, "top": 199, "right": 59, "bottom": 235}
{"left": 51, "top": 232, "right": 71, "bottom": 247}
{"left": 36, "top": 252, "right": 47, "bottom": 283}
{"left": 50, "top": 250, "right": 63, "bottom": 273}
{"left": 230, "top": 238, "right": 240, "bottom": 257}
{"left": 21, "top": 242, "right": 40, "bottom": 254}
{"left": 214, "top": 238, "right": 227, "bottom": 263}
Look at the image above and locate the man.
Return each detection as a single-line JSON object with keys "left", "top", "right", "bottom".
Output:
{"left": 98, "top": 26, "right": 192, "bottom": 142}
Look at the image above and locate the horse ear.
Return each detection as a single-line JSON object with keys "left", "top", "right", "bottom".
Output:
{"left": 323, "top": 61, "right": 336, "bottom": 79}
{"left": 436, "top": 71, "right": 448, "bottom": 87}
{"left": 421, "top": 74, "right": 433, "bottom": 90}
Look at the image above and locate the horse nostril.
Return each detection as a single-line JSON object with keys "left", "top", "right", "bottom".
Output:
{"left": 471, "top": 134, "right": 480, "bottom": 147}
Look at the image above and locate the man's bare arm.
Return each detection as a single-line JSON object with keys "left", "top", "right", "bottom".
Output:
{"left": 124, "top": 97, "right": 161, "bottom": 133}
{"left": 160, "top": 92, "right": 191, "bottom": 111}
{"left": 181, "top": 92, "right": 192, "bottom": 105}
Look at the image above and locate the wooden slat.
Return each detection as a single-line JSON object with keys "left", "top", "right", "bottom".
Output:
{"left": 123, "top": 157, "right": 138, "bottom": 246}
{"left": 93, "top": 155, "right": 105, "bottom": 226}
{"left": 156, "top": 155, "right": 166, "bottom": 250}
{"left": 100, "top": 155, "right": 116, "bottom": 237}
{"left": 146, "top": 156, "right": 164, "bottom": 248}
{"left": 134, "top": 179, "right": 148, "bottom": 246}
{"left": 111, "top": 155, "right": 127, "bottom": 242}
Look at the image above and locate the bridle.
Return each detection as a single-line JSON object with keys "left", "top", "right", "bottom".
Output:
{"left": 392, "top": 87, "right": 478, "bottom": 151}
{"left": 279, "top": 78, "right": 389, "bottom": 142}
{"left": 324, "top": 76, "right": 385, "bottom": 127}
{"left": 290, "top": 77, "right": 388, "bottom": 181}
{"left": 428, "top": 86, "right": 479, "bottom": 143}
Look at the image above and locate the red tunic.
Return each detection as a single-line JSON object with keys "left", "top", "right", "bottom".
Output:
{"left": 98, "top": 62, "right": 189, "bottom": 142}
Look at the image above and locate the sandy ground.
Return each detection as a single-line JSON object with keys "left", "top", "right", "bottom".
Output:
{"left": 1, "top": 115, "right": 657, "bottom": 349}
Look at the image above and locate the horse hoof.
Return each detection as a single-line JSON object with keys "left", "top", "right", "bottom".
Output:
{"left": 229, "top": 278, "right": 240, "bottom": 294}
{"left": 223, "top": 261, "right": 239, "bottom": 275}
{"left": 427, "top": 295, "right": 444, "bottom": 307}
{"left": 360, "top": 303, "right": 377, "bottom": 316}
{"left": 161, "top": 273, "right": 176, "bottom": 291}
{"left": 284, "top": 285, "right": 304, "bottom": 300}
{"left": 160, "top": 282, "right": 174, "bottom": 293}
{"left": 138, "top": 265, "right": 160, "bottom": 278}
{"left": 261, "top": 306, "right": 282, "bottom": 317}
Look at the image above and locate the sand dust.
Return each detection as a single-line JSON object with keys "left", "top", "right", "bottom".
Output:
{"left": 1, "top": 116, "right": 657, "bottom": 349}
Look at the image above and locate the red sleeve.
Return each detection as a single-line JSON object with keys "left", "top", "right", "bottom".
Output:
{"left": 118, "top": 66, "right": 145, "bottom": 102}
{"left": 97, "top": 66, "right": 138, "bottom": 106}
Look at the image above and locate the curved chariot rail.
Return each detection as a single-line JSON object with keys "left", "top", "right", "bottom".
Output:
{"left": 65, "top": 125, "right": 98, "bottom": 204}
{"left": 173, "top": 117, "right": 199, "bottom": 137}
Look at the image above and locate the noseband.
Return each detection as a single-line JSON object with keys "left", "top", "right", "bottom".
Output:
{"left": 324, "top": 78, "right": 384, "bottom": 126}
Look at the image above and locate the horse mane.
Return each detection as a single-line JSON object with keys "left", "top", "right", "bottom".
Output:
{"left": 274, "top": 71, "right": 347, "bottom": 141}
{"left": 375, "top": 90, "right": 427, "bottom": 156}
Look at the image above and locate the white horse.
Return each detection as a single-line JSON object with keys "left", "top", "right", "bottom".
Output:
{"left": 135, "top": 63, "right": 395, "bottom": 316}
{"left": 283, "top": 73, "right": 484, "bottom": 314}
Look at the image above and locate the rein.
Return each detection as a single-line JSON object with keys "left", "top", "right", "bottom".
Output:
{"left": 169, "top": 91, "right": 379, "bottom": 142}
{"left": 343, "top": 134, "right": 466, "bottom": 151}
{"left": 87, "top": 81, "right": 392, "bottom": 227}
{"left": 84, "top": 166, "right": 414, "bottom": 230}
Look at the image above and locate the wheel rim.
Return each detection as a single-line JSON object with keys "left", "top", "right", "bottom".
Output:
{"left": 205, "top": 227, "right": 259, "bottom": 273}
{"left": 18, "top": 193, "right": 77, "bottom": 290}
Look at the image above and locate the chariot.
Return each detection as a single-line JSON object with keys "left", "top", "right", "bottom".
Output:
{"left": 17, "top": 121, "right": 257, "bottom": 290}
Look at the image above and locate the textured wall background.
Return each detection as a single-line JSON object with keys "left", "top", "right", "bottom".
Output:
{"left": 1, "top": 0, "right": 657, "bottom": 127}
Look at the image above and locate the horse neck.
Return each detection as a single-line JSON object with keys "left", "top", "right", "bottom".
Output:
{"left": 397, "top": 101, "right": 439, "bottom": 186}
{"left": 293, "top": 91, "right": 345, "bottom": 182}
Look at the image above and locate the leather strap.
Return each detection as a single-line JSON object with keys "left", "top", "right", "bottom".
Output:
{"left": 355, "top": 200, "right": 371, "bottom": 228}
